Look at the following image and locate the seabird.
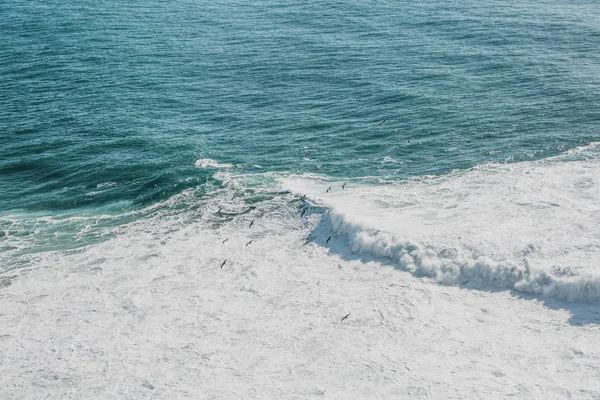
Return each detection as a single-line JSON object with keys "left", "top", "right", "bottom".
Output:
{"left": 326, "top": 186, "right": 331, "bottom": 193}
{"left": 245, "top": 240, "right": 253, "bottom": 247}
{"left": 300, "top": 209, "right": 306, "bottom": 218}
{"left": 342, "top": 183, "right": 346, "bottom": 189}
{"left": 249, "top": 219, "right": 254, "bottom": 228}
{"left": 220, "top": 259, "right": 227, "bottom": 269}
{"left": 379, "top": 119, "right": 386, "bottom": 125}
{"left": 222, "top": 238, "right": 229, "bottom": 244}
{"left": 341, "top": 314, "right": 351, "bottom": 322}
{"left": 326, "top": 236, "right": 332, "bottom": 244}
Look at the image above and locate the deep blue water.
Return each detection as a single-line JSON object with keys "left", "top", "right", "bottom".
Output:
{"left": 1, "top": 0, "right": 599, "bottom": 211}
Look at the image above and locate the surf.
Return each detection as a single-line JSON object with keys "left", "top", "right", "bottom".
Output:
{"left": 281, "top": 143, "right": 600, "bottom": 302}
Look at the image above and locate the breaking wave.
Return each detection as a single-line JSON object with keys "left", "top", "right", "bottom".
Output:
{"left": 282, "top": 143, "right": 600, "bottom": 302}
{"left": 327, "top": 211, "right": 600, "bottom": 302}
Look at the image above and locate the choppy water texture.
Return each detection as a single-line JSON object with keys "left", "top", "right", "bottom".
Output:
{"left": 2, "top": 0, "right": 599, "bottom": 212}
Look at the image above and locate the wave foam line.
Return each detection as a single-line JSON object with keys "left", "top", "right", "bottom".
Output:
{"left": 329, "top": 211, "right": 600, "bottom": 302}
{"left": 195, "top": 158, "right": 233, "bottom": 169}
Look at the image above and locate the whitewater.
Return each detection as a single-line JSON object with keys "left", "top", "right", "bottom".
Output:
{"left": 1, "top": 145, "right": 599, "bottom": 399}
{"left": 283, "top": 143, "right": 600, "bottom": 303}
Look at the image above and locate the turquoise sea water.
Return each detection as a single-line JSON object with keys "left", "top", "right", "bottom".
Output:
{"left": 1, "top": 0, "right": 599, "bottom": 269}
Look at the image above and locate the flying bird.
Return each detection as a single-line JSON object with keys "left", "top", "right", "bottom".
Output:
{"left": 245, "top": 240, "right": 253, "bottom": 247}
{"left": 249, "top": 219, "right": 255, "bottom": 228}
{"left": 326, "top": 236, "right": 332, "bottom": 244}
{"left": 379, "top": 119, "right": 386, "bottom": 125}
{"left": 341, "top": 314, "right": 351, "bottom": 322}
{"left": 217, "top": 207, "right": 222, "bottom": 214}
{"left": 220, "top": 259, "right": 227, "bottom": 269}
{"left": 326, "top": 186, "right": 332, "bottom": 193}
{"left": 222, "top": 238, "right": 229, "bottom": 244}
{"left": 301, "top": 194, "right": 307, "bottom": 201}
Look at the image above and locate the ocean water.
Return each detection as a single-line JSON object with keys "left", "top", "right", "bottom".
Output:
{"left": 1, "top": 0, "right": 600, "bottom": 398}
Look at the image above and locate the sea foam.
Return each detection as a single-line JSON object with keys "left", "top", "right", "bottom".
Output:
{"left": 194, "top": 158, "right": 233, "bottom": 169}
{"left": 282, "top": 147, "right": 600, "bottom": 302}
{"left": 326, "top": 210, "right": 600, "bottom": 302}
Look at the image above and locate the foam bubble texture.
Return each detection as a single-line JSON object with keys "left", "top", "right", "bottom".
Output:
{"left": 329, "top": 210, "right": 600, "bottom": 302}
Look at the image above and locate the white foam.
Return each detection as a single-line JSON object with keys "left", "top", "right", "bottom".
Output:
{"left": 326, "top": 210, "right": 600, "bottom": 302}
{"left": 1, "top": 184, "right": 599, "bottom": 398}
{"left": 281, "top": 149, "right": 600, "bottom": 302}
{"left": 380, "top": 156, "right": 399, "bottom": 164}
{"left": 566, "top": 141, "right": 600, "bottom": 156}
{"left": 194, "top": 158, "right": 233, "bottom": 169}
{"left": 1, "top": 163, "right": 600, "bottom": 398}
{"left": 96, "top": 182, "right": 117, "bottom": 189}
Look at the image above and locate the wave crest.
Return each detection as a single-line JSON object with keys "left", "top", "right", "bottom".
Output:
{"left": 194, "top": 158, "right": 233, "bottom": 169}
{"left": 328, "top": 210, "right": 600, "bottom": 302}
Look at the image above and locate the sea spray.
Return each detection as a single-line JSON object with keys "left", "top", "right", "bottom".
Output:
{"left": 327, "top": 209, "right": 600, "bottom": 302}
